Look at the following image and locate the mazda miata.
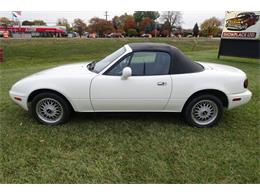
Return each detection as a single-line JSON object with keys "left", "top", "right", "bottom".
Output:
{"left": 9, "top": 43, "right": 252, "bottom": 127}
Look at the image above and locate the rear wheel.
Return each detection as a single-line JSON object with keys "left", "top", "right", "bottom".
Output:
{"left": 30, "top": 92, "right": 71, "bottom": 125}
{"left": 183, "top": 94, "right": 223, "bottom": 128}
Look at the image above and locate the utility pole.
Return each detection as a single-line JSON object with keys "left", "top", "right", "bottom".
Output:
{"left": 104, "top": 11, "right": 109, "bottom": 21}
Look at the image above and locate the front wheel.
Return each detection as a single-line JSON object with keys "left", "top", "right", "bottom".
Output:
{"left": 183, "top": 94, "right": 223, "bottom": 128}
{"left": 30, "top": 92, "right": 71, "bottom": 125}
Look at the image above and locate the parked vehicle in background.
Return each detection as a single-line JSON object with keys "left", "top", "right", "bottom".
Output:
{"left": 83, "top": 32, "right": 89, "bottom": 37}
{"left": 67, "top": 32, "right": 77, "bottom": 38}
{"left": 140, "top": 33, "right": 152, "bottom": 38}
{"left": 9, "top": 43, "right": 252, "bottom": 127}
{"left": 107, "top": 33, "right": 124, "bottom": 38}
{"left": 88, "top": 33, "right": 97, "bottom": 38}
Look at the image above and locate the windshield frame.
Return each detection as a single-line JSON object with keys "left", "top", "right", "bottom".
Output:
{"left": 93, "top": 46, "right": 128, "bottom": 73}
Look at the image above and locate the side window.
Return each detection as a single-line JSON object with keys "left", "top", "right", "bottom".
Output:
{"left": 105, "top": 55, "right": 131, "bottom": 76}
{"left": 129, "top": 52, "right": 171, "bottom": 76}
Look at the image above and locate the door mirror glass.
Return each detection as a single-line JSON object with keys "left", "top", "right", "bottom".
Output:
{"left": 121, "top": 67, "right": 132, "bottom": 79}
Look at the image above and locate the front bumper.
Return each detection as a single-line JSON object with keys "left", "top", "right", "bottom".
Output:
{"left": 226, "top": 23, "right": 246, "bottom": 30}
{"left": 9, "top": 90, "right": 29, "bottom": 110}
{"left": 227, "top": 90, "right": 252, "bottom": 109}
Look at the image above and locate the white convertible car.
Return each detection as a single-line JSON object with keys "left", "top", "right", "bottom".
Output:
{"left": 9, "top": 43, "right": 252, "bottom": 127}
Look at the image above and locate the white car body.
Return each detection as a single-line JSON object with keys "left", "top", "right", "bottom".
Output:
{"left": 9, "top": 43, "right": 252, "bottom": 126}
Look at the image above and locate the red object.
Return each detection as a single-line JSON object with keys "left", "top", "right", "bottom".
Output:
{"left": 0, "top": 48, "right": 3, "bottom": 63}
{"left": 232, "top": 98, "right": 242, "bottom": 101}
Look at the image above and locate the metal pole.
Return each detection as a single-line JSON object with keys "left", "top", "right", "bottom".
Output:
{"left": 104, "top": 11, "right": 109, "bottom": 21}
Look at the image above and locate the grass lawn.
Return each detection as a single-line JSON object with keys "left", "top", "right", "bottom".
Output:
{"left": 0, "top": 38, "right": 259, "bottom": 183}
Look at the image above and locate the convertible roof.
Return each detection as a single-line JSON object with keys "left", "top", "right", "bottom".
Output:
{"left": 128, "top": 42, "right": 175, "bottom": 53}
{"left": 127, "top": 43, "right": 203, "bottom": 74}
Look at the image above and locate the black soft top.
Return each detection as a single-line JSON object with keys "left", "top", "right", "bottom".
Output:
{"left": 128, "top": 43, "right": 203, "bottom": 74}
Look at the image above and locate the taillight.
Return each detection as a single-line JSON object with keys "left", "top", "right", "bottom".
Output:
{"left": 244, "top": 78, "right": 248, "bottom": 88}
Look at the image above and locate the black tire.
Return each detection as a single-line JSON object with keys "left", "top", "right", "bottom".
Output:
{"left": 30, "top": 92, "right": 71, "bottom": 125}
{"left": 183, "top": 94, "right": 223, "bottom": 128}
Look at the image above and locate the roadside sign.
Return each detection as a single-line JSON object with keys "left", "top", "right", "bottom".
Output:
{"left": 222, "top": 11, "right": 260, "bottom": 40}
{"left": 218, "top": 11, "right": 260, "bottom": 59}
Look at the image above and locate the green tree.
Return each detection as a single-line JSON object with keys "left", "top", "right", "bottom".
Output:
{"left": 133, "top": 11, "right": 160, "bottom": 23}
{"left": 32, "top": 20, "right": 46, "bottom": 26}
{"left": 72, "top": 18, "right": 87, "bottom": 37}
{"left": 57, "top": 18, "right": 71, "bottom": 31}
{"left": 192, "top": 23, "right": 199, "bottom": 37}
{"left": 127, "top": 28, "right": 137, "bottom": 37}
{"left": 21, "top": 20, "right": 46, "bottom": 26}
{"left": 112, "top": 16, "right": 122, "bottom": 30}
{"left": 200, "top": 17, "right": 221, "bottom": 37}
{"left": 140, "top": 17, "right": 154, "bottom": 33}
{"left": 22, "top": 20, "right": 34, "bottom": 26}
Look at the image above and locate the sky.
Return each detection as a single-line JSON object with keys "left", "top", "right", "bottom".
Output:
{"left": 0, "top": 11, "right": 225, "bottom": 28}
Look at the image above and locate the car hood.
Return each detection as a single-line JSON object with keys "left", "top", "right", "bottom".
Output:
{"left": 227, "top": 18, "right": 242, "bottom": 23}
{"left": 10, "top": 62, "right": 97, "bottom": 94}
{"left": 31, "top": 62, "right": 94, "bottom": 77}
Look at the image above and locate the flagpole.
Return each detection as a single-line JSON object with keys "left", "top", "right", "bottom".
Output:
{"left": 12, "top": 11, "right": 22, "bottom": 38}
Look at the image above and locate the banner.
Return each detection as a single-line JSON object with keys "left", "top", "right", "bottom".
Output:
{"left": 222, "top": 11, "right": 260, "bottom": 40}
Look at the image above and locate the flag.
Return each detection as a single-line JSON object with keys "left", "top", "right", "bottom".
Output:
{"left": 12, "top": 11, "right": 22, "bottom": 18}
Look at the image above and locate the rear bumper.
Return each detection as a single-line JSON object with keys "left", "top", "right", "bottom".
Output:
{"left": 9, "top": 90, "right": 29, "bottom": 111}
{"left": 227, "top": 90, "right": 252, "bottom": 109}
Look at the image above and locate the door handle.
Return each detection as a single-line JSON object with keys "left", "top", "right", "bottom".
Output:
{"left": 157, "top": 82, "right": 167, "bottom": 86}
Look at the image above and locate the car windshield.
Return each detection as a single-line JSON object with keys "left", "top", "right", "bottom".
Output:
{"left": 93, "top": 47, "right": 126, "bottom": 73}
{"left": 237, "top": 13, "right": 247, "bottom": 18}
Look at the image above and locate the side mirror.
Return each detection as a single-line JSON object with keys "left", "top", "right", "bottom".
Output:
{"left": 121, "top": 67, "right": 132, "bottom": 79}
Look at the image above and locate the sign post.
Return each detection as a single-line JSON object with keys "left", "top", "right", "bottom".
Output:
{"left": 218, "top": 11, "right": 260, "bottom": 59}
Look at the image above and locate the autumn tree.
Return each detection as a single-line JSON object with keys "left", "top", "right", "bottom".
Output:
{"left": 57, "top": 18, "right": 71, "bottom": 31}
{"left": 140, "top": 17, "right": 154, "bottom": 34}
{"left": 200, "top": 17, "right": 222, "bottom": 37}
{"left": 0, "top": 17, "right": 14, "bottom": 25}
{"left": 112, "top": 14, "right": 137, "bottom": 36}
{"left": 123, "top": 15, "right": 136, "bottom": 35}
{"left": 192, "top": 23, "right": 199, "bottom": 37}
{"left": 160, "top": 11, "right": 182, "bottom": 36}
{"left": 72, "top": 18, "right": 87, "bottom": 37}
{"left": 88, "top": 17, "right": 115, "bottom": 37}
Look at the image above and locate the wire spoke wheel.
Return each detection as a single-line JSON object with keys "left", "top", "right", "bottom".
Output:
{"left": 191, "top": 99, "right": 218, "bottom": 126}
{"left": 36, "top": 98, "right": 64, "bottom": 124}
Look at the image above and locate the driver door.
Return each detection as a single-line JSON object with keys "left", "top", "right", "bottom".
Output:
{"left": 90, "top": 51, "right": 172, "bottom": 111}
